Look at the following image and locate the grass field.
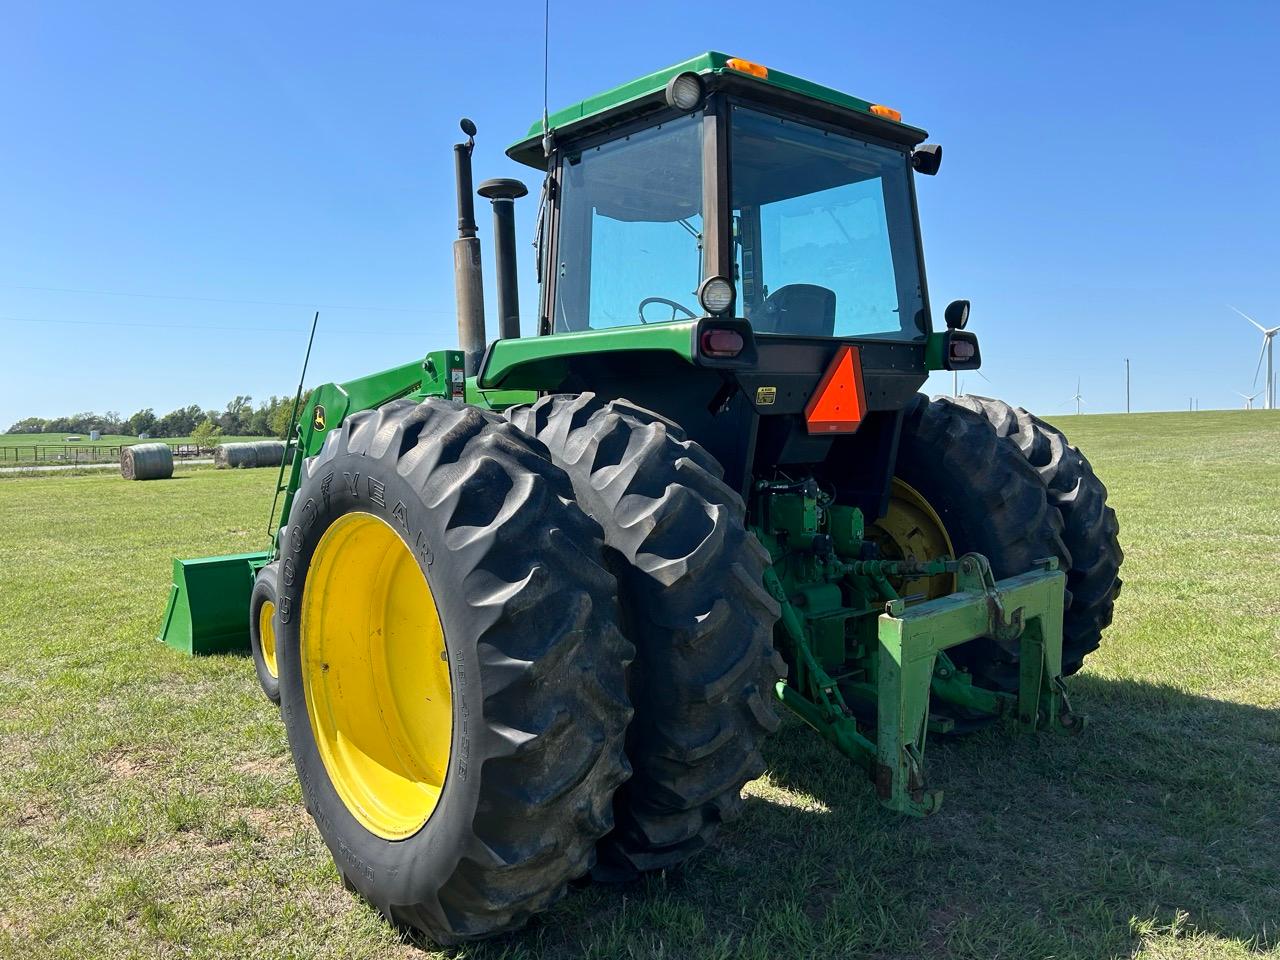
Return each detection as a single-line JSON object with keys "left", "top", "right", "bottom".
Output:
{"left": 0, "top": 410, "right": 1276, "bottom": 960}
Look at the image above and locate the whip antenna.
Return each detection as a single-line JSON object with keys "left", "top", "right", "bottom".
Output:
{"left": 541, "top": 0, "right": 552, "bottom": 156}
{"left": 267, "top": 310, "right": 319, "bottom": 539}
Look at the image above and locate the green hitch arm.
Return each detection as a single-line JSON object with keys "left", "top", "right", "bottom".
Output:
{"left": 874, "top": 554, "right": 1079, "bottom": 816}
{"left": 763, "top": 566, "right": 877, "bottom": 771}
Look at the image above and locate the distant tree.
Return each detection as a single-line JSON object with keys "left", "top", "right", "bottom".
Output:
{"left": 190, "top": 417, "right": 223, "bottom": 452}
{"left": 8, "top": 389, "right": 306, "bottom": 437}
{"left": 156, "top": 405, "right": 196, "bottom": 438}
{"left": 125, "top": 408, "right": 157, "bottom": 437}
{"left": 269, "top": 390, "right": 310, "bottom": 439}
{"left": 219, "top": 395, "right": 253, "bottom": 435}
{"left": 249, "top": 395, "right": 279, "bottom": 436}
{"left": 5, "top": 417, "right": 48, "bottom": 434}
{"left": 98, "top": 410, "right": 124, "bottom": 434}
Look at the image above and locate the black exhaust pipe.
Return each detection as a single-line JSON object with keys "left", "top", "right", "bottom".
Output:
{"left": 452, "top": 118, "right": 486, "bottom": 377}
{"left": 478, "top": 178, "right": 528, "bottom": 340}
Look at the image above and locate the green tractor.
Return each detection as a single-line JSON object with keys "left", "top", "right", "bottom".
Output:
{"left": 159, "top": 52, "right": 1121, "bottom": 943}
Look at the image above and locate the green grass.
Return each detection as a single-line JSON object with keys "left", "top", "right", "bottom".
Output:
{"left": 0, "top": 410, "right": 1276, "bottom": 960}
{"left": 0, "top": 432, "right": 143, "bottom": 446}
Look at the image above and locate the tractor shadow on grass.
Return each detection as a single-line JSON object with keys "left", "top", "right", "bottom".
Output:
{"left": 453, "top": 675, "right": 1278, "bottom": 959}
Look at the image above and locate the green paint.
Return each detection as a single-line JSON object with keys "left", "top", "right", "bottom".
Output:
{"left": 275, "top": 356, "right": 432, "bottom": 536}
{"left": 157, "top": 551, "right": 271, "bottom": 654}
{"left": 754, "top": 481, "right": 1078, "bottom": 817}
{"left": 508, "top": 51, "right": 928, "bottom": 168}
{"left": 464, "top": 376, "right": 539, "bottom": 410}
{"left": 924, "top": 331, "right": 948, "bottom": 370}
{"left": 478, "top": 320, "right": 699, "bottom": 390}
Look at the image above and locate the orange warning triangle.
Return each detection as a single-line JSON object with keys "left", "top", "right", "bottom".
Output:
{"left": 804, "top": 344, "right": 867, "bottom": 434}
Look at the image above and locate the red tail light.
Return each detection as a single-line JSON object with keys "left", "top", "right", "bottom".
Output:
{"left": 700, "top": 328, "right": 744, "bottom": 358}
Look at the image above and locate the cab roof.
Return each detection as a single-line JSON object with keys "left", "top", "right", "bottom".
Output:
{"left": 507, "top": 51, "right": 929, "bottom": 169}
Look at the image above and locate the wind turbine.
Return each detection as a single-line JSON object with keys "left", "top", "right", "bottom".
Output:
{"left": 1230, "top": 305, "right": 1279, "bottom": 410}
{"left": 1235, "top": 389, "right": 1262, "bottom": 410}
{"left": 1070, "top": 378, "right": 1085, "bottom": 416}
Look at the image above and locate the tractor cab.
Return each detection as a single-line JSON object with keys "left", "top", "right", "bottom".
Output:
{"left": 483, "top": 53, "right": 978, "bottom": 499}
{"left": 517, "top": 56, "right": 928, "bottom": 344}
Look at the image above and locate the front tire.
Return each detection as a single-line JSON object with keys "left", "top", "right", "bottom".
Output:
{"left": 248, "top": 562, "right": 281, "bottom": 704}
{"left": 275, "top": 398, "right": 633, "bottom": 944}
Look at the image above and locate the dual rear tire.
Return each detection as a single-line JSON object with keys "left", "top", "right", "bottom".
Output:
{"left": 507, "top": 394, "right": 783, "bottom": 879}
{"left": 268, "top": 394, "right": 782, "bottom": 942}
{"left": 892, "top": 394, "right": 1121, "bottom": 690}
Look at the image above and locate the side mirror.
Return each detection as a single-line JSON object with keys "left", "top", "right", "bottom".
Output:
{"left": 944, "top": 299, "right": 970, "bottom": 330}
{"left": 912, "top": 143, "right": 942, "bottom": 176}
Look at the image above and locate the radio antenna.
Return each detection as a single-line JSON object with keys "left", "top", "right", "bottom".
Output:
{"left": 267, "top": 310, "right": 319, "bottom": 540}
{"left": 541, "top": 0, "right": 552, "bottom": 156}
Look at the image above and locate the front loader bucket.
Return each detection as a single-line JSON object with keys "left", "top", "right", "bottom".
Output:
{"left": 158, "top": 551, "right": 272, "bottom": 655}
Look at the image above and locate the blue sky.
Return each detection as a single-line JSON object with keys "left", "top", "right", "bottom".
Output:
{"left": 2, "top": 0, "right": 1277, "bottom": 429}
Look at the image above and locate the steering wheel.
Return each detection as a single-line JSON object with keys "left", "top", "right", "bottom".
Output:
{"left": 637, "top": 297, "right": 698, "bottom": 324}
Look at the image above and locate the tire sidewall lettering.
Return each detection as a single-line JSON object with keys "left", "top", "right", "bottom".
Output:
{"left": 276, "top": 450, "right": 477, "bottom": 904}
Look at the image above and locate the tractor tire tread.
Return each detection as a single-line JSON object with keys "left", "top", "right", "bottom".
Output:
{"left": 945, "top": 395, "right": 1122, "bottom": 675}
{"left": 279, "top": 397, "right": 632, "bottom": 944}
{"left": 507, "top": 393, "right": 782, "bottom": 879}
{"left": 894, "top": 395, "right": 1070, "bottom": 691}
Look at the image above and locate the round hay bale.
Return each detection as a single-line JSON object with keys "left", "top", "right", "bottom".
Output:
{"left": 214, "top": 440, "right": 286, "bottom": 469}
{"left": 249, "top": 440, "right": 286, "bottom": 467}
{"left": 120, "top": 442, "right": 173, "bottom": 481}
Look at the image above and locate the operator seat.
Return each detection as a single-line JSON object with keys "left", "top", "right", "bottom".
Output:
{"left": 757, "top": 284, "right": 836, "bottom": 337}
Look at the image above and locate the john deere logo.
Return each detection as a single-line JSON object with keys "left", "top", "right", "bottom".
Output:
{"left": 312, "top": 405, "right": 326, "bottom": 431}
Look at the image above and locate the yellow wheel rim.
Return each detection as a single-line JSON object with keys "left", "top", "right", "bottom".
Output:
{"left": 300, "top": 511, "right": 452, "bottom": 840}
{"left": 258, "top": 599, "right": 278, "bottom": 679}
{"left": 869, "top": 478, "right": 957, "bottom": 601}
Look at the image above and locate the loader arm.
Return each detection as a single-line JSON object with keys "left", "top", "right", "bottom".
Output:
{"left": 159, "top": 352, "right": 464, "bottom": 656}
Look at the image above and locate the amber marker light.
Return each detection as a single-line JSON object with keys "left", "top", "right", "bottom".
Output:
{"left": 870, "top": 104, "right": 903, "bottom": 122}
{"left": 725, "top": 57, "right": 769, "bottom": 78}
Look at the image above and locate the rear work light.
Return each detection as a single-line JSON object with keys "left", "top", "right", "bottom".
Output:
{"left": 665, "top": 72, "right": 704, "bottom": 111}
{"left": 700, "top": 328, "right": 745, "bottom": 358}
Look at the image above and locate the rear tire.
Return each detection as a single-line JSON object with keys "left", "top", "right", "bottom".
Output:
{"left": 893, "top": 395, "right": 1070, "bottom": 691}
{"left": 945, "top": 395, "right": 1122, "bottom": 675}
{"left": 275, "top": 398, "right": 633, "bottom": 944}
{"left": 508, "top": 394, "right": 783, "bottom": 879}
{"left": 249, "top": 563, "right": 280, "bottom": 705}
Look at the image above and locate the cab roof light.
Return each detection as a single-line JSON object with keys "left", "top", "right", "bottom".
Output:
{"left": 869, "top": 104, "right": 903, "bottom": 122}
{"left": 725, "top": 57, "right": 769, "bottom": 79}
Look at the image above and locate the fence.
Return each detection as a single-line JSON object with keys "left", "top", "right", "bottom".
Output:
{"left": 0, "top": 443, "right": 206, "bottom": 466}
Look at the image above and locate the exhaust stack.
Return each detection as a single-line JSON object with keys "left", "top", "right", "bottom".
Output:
{"left": 478, "top": 178, "right": 528, "bottom": 341}
{"left": 452, "top": 118, "right": 486, "bottom": 377}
